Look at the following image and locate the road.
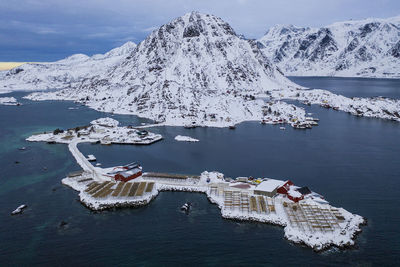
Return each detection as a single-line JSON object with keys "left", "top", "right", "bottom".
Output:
{"left": 68, "top": 140, "right": 106, "bottom": 181}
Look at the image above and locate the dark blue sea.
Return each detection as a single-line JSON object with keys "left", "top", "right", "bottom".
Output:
{"left": 0, "top": 77, "right": 399, "bottom": 266}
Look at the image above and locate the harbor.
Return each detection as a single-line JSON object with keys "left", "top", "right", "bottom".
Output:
{"left": 25, "top": 117, "right": 365, "bottom": 251}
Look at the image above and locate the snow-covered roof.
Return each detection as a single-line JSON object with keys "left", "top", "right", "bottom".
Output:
{"left": 117, "top": 168, "right": 141, "bottom": 178}
{"left": 288, "top": 187, "right": 302, "bottom": 198}
{"left": 255, "top": 179, "right": 285, "bottom": 192}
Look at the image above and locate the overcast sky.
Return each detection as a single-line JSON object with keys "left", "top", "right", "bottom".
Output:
{"left": 1, "top": 0, "right": 399, "bottom": 61}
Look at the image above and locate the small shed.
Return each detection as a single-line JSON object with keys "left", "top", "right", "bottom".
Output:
{"left": 254, "top": 179, "right": 285, "bottom": 197}
{"left": 277, "top": 180, "right": 294, "bottom": 194}
{"left": 287, "top": 187, "right": 304, "bottom": 202}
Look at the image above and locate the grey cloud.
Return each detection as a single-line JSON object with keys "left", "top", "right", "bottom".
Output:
{"left": 0, "top": 0, "right": 399, "bottom": 61}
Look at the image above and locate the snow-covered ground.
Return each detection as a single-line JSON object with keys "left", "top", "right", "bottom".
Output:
{"left": 62, "top": 168, "right": 365, "bottom": 252}
{"left": 174, "top": 135, "right": 199, "bottom": 142}
{"left": 266, "top": 88, "right": 400, "bottom": 122}
{"left": 0, "top": 97, "right": 21, "bottom": 106}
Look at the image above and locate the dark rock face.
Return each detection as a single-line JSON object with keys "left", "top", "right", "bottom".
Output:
{"left": 6, "top": 67, "right": 24, "bottom": 76}
{"left": 389, "top": 41, "right": 400, "bottom": 58}
{"left": 345, "top": 38, "right": 359, "bottom": 53}
{"left": 355, "top": 46, "right": 372, "bottom": 61}
{"left": 309, "top": 30, "right": 338, "bottom": 62}
{"left": 274, "top": 41, "right": 289, "bottom": 62}
{"left": 183, "top": 25, "right": 201, "bottom": 38}
{"left": 360, "top": 22, "right": 380, "bottom": 38}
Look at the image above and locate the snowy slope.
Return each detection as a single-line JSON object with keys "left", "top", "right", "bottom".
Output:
{"left": 0, "top": 41, "right": 136, "bottom": 92}
{"left": 3, "top": 12, "right": 400, "bottom": 126}
{"left": 25, "top": 12, "right": 301, "bottom": 127}
{"left": 258, "top": 16, "right": 400, "bottom": 78}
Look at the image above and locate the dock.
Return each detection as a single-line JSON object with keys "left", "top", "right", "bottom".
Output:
{"left": 143, "top": 172, "right": 200, "bottom": 180}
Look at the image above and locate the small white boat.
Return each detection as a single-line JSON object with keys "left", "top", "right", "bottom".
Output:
{"left": 11, "top": 204, "right": 27, "bottom": 215}
{"left": 100, "top": 140, "right": 112, "bottom": 145}
{"left": 87, "top": 154, "right": 96, "bottom": 161}
{"left": 280, "top": 127, "right": 286, "bottom": 130}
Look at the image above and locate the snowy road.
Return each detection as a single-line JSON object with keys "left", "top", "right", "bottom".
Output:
{"left": 68, "top": 140, "right": 107, "bottom": 181}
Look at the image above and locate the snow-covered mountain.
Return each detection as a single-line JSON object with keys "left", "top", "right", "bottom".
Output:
{"left": 26, "top": 12, "right": 301, "bottom": 126}
{"left": 3, "top": 12, "right": 400, "bottom": 126}
{"left": 258, "top": 16, "right": 400, "bottom": 78}
{"left": 0, "top": 41, "right": 137, "bottom": 92}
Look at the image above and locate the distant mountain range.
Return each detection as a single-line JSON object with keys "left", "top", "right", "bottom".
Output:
{"left": 258, "top": 16, "right": 400, "bottom": 78}
{"left": 0, "top": 41, "right": 137, "bottom": 91}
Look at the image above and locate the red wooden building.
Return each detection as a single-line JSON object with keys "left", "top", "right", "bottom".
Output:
{"left": 277, "top": 180, "right": 294, "bottom": 194}
{"left": 114, "top": 168, "right": 142, "bottom": 182}
{"left": 277, "top": 180, "right": 304, "bottom": 203}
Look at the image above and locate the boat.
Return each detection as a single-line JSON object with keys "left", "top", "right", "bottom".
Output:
{"left": 184, "top": 122, "right": 197, "bottom": 129}
{"left": 321, "top": 103, "right": 331, "bottom": 109}
{"left": 100, "top": 139, "right": 112, "bottom": 145}
{"left": 180, "top": 202, "right": 191, "bottom": 213}
{"left": 11, "top": 204, "right": 27, "bottom": 215}
{"left": 280, "top": 127, "right": 286, "bottom": 130}
{"left": 87, "top": 154, "right": 96, "bottom": 161}
{"left": 293, "top": 124, "right": 306, "bottom": 129}
{"left": 18, "top": 147, "right": 26, "bottom": 151}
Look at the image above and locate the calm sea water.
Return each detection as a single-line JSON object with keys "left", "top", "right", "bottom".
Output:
{"left": 0, "top": 78, "right": 399, "bottom": 266}
{"left": 289, "top": 76, "right": 400, "bottom": 99}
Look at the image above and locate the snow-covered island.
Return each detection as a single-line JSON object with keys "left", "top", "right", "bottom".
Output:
{"left": 0, "top": 97, "right": 21, "bottom": 106}
{"left": 174, "top": 135, "right": 199, "bottom": 142}
{"left": 27, "top": 117, "right": 163, "bottom": 145}
{"left": 63, "top": 170, "right": 365, "bottom": 251}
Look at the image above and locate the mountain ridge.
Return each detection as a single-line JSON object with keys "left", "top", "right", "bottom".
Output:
{"left": 2, "top": 12, "right": 399, "bottom": 126}
{"left": 258, "top": 15, "right": 400, "bottom": 78}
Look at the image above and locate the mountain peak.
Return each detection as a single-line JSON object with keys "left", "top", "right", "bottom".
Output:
{"left": 110, "top": 10, "right": 283, "bottom": 93}
{"left": 154, "top": 11, "right": 236, "bottom": 40}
